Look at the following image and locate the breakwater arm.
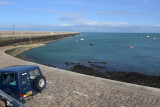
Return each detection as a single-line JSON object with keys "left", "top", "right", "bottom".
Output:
{"left": 0, "top": 31, "right": 80, "bottom": 46}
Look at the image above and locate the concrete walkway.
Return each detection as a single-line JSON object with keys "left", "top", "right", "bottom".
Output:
{"left": 0, "top": 46, "right": 160, "bottom": 107}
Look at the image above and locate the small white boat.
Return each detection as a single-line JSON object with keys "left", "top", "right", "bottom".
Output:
{"left": 128, "top": 46, "right": 134, "bottom": 48}
{"left": 152, "top": 37, "right": 156, "bottom": 40}
{"left": 80, "top": 38, "right": 84, "bottom": 41}
{"left": 146, "top": 35, "right": 150, "bottom": 38}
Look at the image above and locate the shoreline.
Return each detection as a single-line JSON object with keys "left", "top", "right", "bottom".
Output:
{"left": 72, "top": 64, "right": 160, "bottom": 88}
{"left": 5, "top": 35, "right": 74, "bottom": 58}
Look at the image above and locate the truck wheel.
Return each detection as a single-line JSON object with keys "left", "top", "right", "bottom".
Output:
{"left": 33, "top": 76, "right": 46, "bottom": 92}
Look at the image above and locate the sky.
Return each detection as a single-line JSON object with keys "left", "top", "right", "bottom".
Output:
{"left": 0, "top": 0, "right": 160, "bottom": 33}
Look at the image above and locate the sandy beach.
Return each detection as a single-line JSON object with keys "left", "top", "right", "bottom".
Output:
{"left": 0, "top": 32, "right": 160, "bottom": 107}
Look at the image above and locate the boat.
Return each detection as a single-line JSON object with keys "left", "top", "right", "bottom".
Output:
{"left": 152, "top": 37, "right": 156, "bottom": 40}
{"left": 128, "top": 46, "right": 134, "bottom": 48}
{"left": 90, "top": 42, "right": 95, "bottom": 45}
{"left": 80, "top": 38, "right": 84, "bottom": 41}
{"left": 146, "top": 35, "right": 150, "bottom": 38}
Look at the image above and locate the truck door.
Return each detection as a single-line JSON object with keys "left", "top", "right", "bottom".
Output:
{"left": 20, "top": 72, "right": 32, "bottom": 98}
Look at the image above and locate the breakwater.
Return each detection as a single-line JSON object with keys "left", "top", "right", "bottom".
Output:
{"left": 0, "top": 31, "right": 80, "bottom": 46}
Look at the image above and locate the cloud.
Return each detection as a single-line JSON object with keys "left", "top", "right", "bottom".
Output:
{"left": 0, "top": 1, "right": 15, "bottom": 5}
{"left": 59, "top": 24, "right": 70, "bottom": 27}
{"left": 73, "top": 24, "right": 160, "bottom": 33}
{"left": 155, "top": 24, "right": 160, "bottom": 27}
{"left": 29, "top": 8, "right": 55, "bottom": 13}
{"left": 60, "top": 17, "right": 130, "bottom": 26}
{"left": 96, "top": 11, "right": 151, "bottom": 15}
{"left": 56, "top": 1, "right": 87, "bottom": 6}
{"left": 60, "top": 17, "right": 99, "bottom": 25}
{"left": 0, "top": 24, "right": 160, "bottom": 33}
{"left": 60, "top": 12, "right": 83, "bottom": 18}
{"left": 132, "top": 0, "right": 151, "bottom": 4}
{"left": 29, "top": 8, "right": 83, "bottom": 18}
{"left": 48, "top": 0, "right": 98, "bottom": 7}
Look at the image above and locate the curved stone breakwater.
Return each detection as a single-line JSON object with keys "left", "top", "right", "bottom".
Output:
{"left": 0, "top": 31, "right": 80, "bottom": 46}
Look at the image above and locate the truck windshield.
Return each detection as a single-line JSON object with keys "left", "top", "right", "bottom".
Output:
{"left": 3, "top": 73, "right": 17, "bottom": 85}
{"left": 29, "top": 69, "right": 40, "bottom": 80}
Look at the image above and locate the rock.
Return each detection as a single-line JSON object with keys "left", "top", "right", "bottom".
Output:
{"left": 72, "top": 64, "right": 160, "bottom": 88}
{"left": 65, "top": 62, "right": 70, "bottom": 65}
{"left": 88, "top": 60, "right": 107, "bottom": 64}
{"left": 65, "top": 62, "right": 75, "bottom": 65}
{"left": 90, "top": 64, "right": 104, "bottom": 69}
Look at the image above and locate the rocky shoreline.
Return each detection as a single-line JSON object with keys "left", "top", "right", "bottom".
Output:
{"left": 63, "top": 60, "right": 160, "bottom": 88}
{"left": 71, "top": 64, "right": 160, "bottom": 88}
{"left": 12, "top": 50, "right": 160, "bottom": 89}
{"left": 5, "top": 44, "right": 45, "bottom": 57}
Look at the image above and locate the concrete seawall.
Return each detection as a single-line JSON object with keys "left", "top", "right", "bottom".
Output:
{"left": 0, "top": 32, "right": 160, "bottom": 107}
{"left": 0, "top": 31, "right": 80, "bottom": 46}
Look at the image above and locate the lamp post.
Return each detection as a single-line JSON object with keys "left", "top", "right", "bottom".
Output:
{"left": 13, "top": 24, "right": 15, "bottom": 36}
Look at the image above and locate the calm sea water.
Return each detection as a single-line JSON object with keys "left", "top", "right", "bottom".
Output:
{"left": 21, "top": 33, "right": 160, "bottom": 75}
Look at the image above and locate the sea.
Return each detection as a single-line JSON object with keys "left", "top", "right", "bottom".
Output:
{"left": 21, "top": 33, "right": 160, "bottom": 75}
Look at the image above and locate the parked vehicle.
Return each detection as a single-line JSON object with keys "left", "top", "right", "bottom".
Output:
{"left": 0, "top": 65, "right": 46, "bottom": 106}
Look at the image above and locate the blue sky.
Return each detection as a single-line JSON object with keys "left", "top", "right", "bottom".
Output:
{"left": 0, "top": 0, "right": 160, "bottom": 32}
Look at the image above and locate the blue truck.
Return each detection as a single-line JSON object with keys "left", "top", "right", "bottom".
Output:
{"left": 0, "top": 65, "right": 46, "bottom": 106}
